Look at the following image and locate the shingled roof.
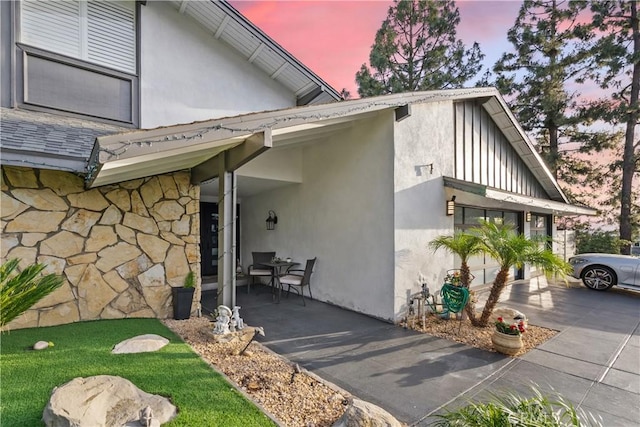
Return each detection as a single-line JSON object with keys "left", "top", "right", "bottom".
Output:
{"left": 0, "top": 108, "right": 126, "bottom": 173}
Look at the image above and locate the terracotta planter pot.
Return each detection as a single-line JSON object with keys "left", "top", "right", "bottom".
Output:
{"left": 491, "top": 331, "right": 523, "bottom": 355}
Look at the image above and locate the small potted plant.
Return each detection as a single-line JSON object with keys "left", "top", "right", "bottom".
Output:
{"left": 491, "top": 316, "right": 526, "bottom": 355}
{"left": 172, "top": 271, "right": 195, "bottom": 320}
{"left": 444, "top": 270, "right": 462, "bottom": 286}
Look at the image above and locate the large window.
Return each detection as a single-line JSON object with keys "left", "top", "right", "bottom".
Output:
{"left": 16, "top": 0, "right": 138, "bottom": 125}
{"left": 454, "top": 206, "right": 522, "bottom": 286}
{"left": 529, "top": 213, "right": 550, "bottom": 276}
{"left": 20, "top": 0, "right": 136, "bottom": 74}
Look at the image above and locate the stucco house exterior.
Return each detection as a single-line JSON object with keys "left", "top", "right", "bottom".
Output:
{"left": 1, "top": 1, "right": 594, "bottom": 329}
{"left": 0, "top": 0, "right": 340, "bottom": 329}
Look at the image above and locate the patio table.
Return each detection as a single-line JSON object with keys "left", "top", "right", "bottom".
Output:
{"left": 262, "top": 260, "right": 299, "bottom": 303}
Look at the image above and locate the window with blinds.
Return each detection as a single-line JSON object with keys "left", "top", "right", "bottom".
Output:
{"left": 20, "top": 0, "right": 136, "bottom": 74}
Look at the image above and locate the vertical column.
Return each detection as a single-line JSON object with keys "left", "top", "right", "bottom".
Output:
{"left": 231, "top": 173, "right": 238, "bottom": 308}
{"left": 217, "top": 157, "right": 235, "bottom": 307}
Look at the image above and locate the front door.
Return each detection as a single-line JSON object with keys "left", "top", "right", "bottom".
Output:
{"left": 200, "top": 203, "right": 218, "bottom": 276}
{"left": 200, "top": 202, "right": 241, "bottom": 277}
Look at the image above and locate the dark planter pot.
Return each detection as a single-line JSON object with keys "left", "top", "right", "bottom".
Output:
{"left": 172, "top": 287, "right": 195, "bottom": 320}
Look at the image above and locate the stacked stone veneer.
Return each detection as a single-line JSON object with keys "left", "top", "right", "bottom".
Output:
{"left": 1, "top": 166, "right": 200, "bottom": 330}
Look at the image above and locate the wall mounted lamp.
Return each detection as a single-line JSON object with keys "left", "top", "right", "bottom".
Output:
{"left": 415, "top": 163, "right": 434, "bottom": 176}
{"left": 446, "top": 196, "right": 456, "bottom": 216}
{"left": 525, "top": 211, "right": 531, "bottom": 222}
{"left": 266, "top": 210, "right": 278, "bottom": 230}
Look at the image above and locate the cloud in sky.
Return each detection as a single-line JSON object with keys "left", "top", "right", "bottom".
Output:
{"left": 230, "top": 0, "right": 522, "bottom": 96}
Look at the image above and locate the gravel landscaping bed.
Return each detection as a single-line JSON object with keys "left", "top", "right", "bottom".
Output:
{"left": 163, "top": 317, "right": 349, "bottom": 427}
{"left": 402, "top": 313, "right": 558, "bottom": 356}
{"left": 164, "top": 311, "right": 557, "bottom": 425}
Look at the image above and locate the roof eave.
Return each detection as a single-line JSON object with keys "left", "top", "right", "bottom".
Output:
{"left": 1, "top": 148, "right": 87, "bottom": 174}
{"left": 443, "top": 177, "right": 597, "bottom": 216}
{"left": 480, "top": 94, "right": 569, "bottom": 203}
{"left": 188, "top": 0, "right": 342, "bottom": 105}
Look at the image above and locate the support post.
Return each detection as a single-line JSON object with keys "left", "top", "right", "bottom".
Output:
{"left": 217, "top": 158, "right": 235, "bottom": 307}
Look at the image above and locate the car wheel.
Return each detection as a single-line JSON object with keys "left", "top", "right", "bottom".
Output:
{"left": 581, "top": 266, "right": 616, "bottom": 290}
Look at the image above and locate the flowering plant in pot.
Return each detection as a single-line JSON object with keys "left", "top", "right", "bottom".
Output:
{"left": 444, "top": 270, "right": 462, "bottom": 286}
{"left": 492, "top": 316, "right": 526, "bottom": 355}
{"left": 495, "top": 317, "right": 527, "bottom": 335}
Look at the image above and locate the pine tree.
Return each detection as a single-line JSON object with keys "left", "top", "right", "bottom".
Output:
{"left": 492, "top": 0, "right": 595, "bottom": 179}
{"left": 355, "top": 0, "right": 483, "bottom": 97}
{"left": 587, "top": 0, "right": 640, "bottom": 253}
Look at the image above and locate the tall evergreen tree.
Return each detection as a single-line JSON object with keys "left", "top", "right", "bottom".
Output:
{"left": 492, "top": 0, "right": 595, "bottom": 179}
{"left": 587, "top": 0, "right": 640, "bottom": 253}
{"left": 355, "top": 0, "right": 483, "bottom": 97}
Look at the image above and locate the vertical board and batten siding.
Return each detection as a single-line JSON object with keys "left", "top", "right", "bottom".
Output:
{"left": 21, "top": 0, "right": 136, "bottom": 74}
{"left": 454, "top": 101, "right": 546, "bottom": 198}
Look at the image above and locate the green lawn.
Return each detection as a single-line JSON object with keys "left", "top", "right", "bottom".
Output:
{"left": 0, "top": 318, "right": 275, "bottom": 426}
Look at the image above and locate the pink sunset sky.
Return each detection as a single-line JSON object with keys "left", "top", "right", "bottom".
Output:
{"left": 230, "top": 0, "right": 524, "bottom": 96}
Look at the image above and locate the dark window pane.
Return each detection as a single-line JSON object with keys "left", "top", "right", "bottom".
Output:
{"left": 464, "top": 208, "right": 484, "bottom": 226}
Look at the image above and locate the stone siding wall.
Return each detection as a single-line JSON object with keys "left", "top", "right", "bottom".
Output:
{"left": 1, "top": 166, "right": 200, "bottom": 330}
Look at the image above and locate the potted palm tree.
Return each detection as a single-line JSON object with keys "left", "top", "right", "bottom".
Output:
{"left": 172, "top": 271, "right": 195, "bottom": 320}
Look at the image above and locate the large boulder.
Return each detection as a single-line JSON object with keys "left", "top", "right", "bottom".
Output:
{"left": 42, "top": 375, "right": 177, "bottom": 427}
{"left": 332, "top": 399, "right": 403, "bottom": 427}
{"left": 112, "top": 334, "right": 169, "bottom": 354}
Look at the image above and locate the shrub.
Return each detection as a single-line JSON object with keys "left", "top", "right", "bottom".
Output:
{"left": 575, "top": 229, "right": 620, "bottom": 254}
{"left": 184, "top": 270, "right": 195, "bottom": 289}
{"left": 1, "top": 259, "right": 64, "bottom": 328}
{"left": 431, "top": 388, "right": 602, "bottom": 426}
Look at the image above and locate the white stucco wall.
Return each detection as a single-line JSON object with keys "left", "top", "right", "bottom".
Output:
{"left": 139, "top": 2, "right": 295, "bottom": 128}
{"left": 392, "top": 102, "right": 456, "bottom": 320}
{"left": 239, "top": 113, "right": 396, "bottom": 320}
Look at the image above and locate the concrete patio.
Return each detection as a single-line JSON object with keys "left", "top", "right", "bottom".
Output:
{"left": 202, "top": 278, "right": 639, "bottom": 426}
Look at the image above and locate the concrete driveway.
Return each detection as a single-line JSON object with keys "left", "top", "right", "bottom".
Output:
{"left": 213, "top": 277, "right": 639, "bottom": 426}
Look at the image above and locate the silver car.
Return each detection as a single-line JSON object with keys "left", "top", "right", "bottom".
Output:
{"left": 569, "top": 253, "right": 640, "bottom": 291}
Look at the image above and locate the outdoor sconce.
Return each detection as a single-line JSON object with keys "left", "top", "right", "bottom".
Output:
{"left": 525, "top": 211, "right": 531, "bottom": 222}
{"left": 266, "top": 210, "right": 278, "bottom": 230}
{"left": 446, "top": 196, "right": 456, "bottom": 216}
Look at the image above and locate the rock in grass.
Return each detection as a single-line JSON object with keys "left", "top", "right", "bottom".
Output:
{"left": 112, "top": 334, "right": 169, "bottom": 354}
{"left": 33, "top": 341, "right": 49, "bottom": 350}
{"left": 42, "top": 375, "right": 176, "bottom": 427}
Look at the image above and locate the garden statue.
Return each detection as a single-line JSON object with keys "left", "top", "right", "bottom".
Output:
{"left": 212, "top": 305, "right": 232, "bottom": 335}
{"left": 139, "top": 406, "right": 153, "bottom": 427}
{"left": 232, "top": 306, "right": 244, "bottom": 330}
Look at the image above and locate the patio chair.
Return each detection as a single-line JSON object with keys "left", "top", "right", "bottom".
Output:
{"left": 247, "top": 251, "right": 276, "bottom": 293}
{"left": 279, "top": 257, "right": 316, "bottom": 306}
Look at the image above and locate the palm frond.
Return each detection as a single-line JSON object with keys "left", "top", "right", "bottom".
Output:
{"left": 432, "top": 387, "right": 602, "bottom": 426}
{"left": 428, "top": 232, "right": 484, "bottom": 261}
{"left": 1, "top": 259, "right": 64, "bottom": 328}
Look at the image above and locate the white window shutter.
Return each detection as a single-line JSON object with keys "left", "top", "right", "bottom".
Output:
{"left": 20, "top": 0, "right": 136, "bottom": 74}
{"left": 87, "top": 1, "right": 136, "bottom": 74}
{"left": 21, "top": 0, "right": 81, "bottom": 59}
